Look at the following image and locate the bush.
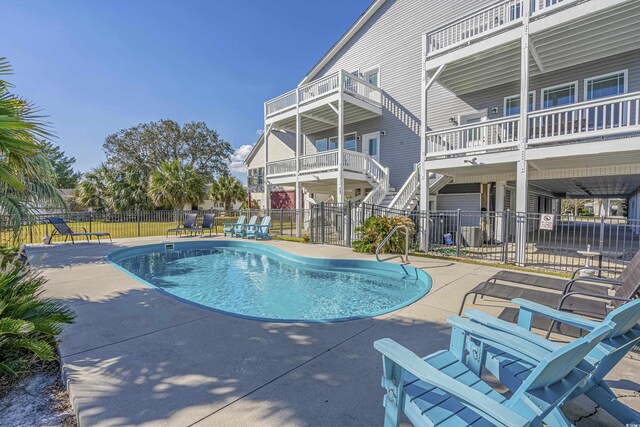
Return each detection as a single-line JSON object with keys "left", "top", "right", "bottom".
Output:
{"left": 0, "top": 249, "right": 74, "bottom": 379}
{"left": 352, "top": 215, "right": 415, "bottom": 254}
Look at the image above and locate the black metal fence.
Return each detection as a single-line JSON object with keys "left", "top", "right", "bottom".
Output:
{"left": 1, "top": 208, "right": 311, "bottom": 245}
{"left": 309, "top": 203, "right": 640, "bottom": 276}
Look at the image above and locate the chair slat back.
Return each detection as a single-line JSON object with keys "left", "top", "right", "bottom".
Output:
{"left": 46, "top": 217, "right": 74, "bottom": 235}
{"left": 202, "top": 213, "right": 215, "bottom": 228}
{"left": 183, "top": 213, "right": 197, "bottom": 228}
{"left": 236, "top": 215, "right": 246, "bottom": 225}
{"left": 261, "top": 216, "right": 271, "bottom": 227}
{"left": 604, "top": 299, "right": 640, "bottom": 337}
{"left": 615, "top": 250, "right": 640, "bottom": 304}
{"left": 522, "top": 322, "right": 613, "bottom": 391}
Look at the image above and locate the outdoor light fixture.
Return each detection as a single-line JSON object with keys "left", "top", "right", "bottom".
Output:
{"left": 449, "top": 117, "right": 458, "bottom": 125}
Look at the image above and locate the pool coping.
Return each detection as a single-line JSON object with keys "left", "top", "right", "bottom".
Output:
{"left": 104, "top": 239, "right": 433, "bottom": 324}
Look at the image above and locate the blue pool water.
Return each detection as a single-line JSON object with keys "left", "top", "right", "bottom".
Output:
{"left": 107, "top": 241, "right": 431, "bottom": 322}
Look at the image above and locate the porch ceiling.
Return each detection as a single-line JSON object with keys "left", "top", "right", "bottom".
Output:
{"left": 530, "top": 174, "right": 640, "bottom": 198}
{"left": 430, "top": 0, "right": 640, "bottom": 95}
{"left": 270, "top": 100, "right": 380, "bottom": 135}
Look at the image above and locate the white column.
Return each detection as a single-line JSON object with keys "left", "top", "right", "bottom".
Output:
{"left": 495, "top": 181, "right": 506, "bottom": 242}
{"left": 419, "top": 35, "right": 429, "bottom": 251}
{"left": 295, "top": 92, "right": 302, "bottom": 237}
{"left": 337, "top": 71, "right": 345, "bottom": 204}
{"left": 263, "top": 103, "right": 270, "bottom": 210}
{"left": 515, "top": 10, "right": 530, "bottom": 265}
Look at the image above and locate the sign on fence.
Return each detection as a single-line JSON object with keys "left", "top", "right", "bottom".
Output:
{"left": 539, "top": 213, "right": 555, "bottom": 231}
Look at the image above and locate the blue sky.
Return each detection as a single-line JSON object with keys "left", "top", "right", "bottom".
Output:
{"left": 3, "top": 0, "right": 371, "bottom": 181}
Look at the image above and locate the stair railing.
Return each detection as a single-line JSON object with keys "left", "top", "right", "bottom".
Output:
{"left": 388, "top": 163, "right": 420, "bottom": 210}
{"left": 376, "top": 225, "right": 410, "bottom": 264}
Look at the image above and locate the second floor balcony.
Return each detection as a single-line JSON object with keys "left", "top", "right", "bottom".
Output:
{"left": 426, "top": 91, "right": 640, "bottom": 158}
{"left": 264, "top": 70, "right": 383, "bottom": 135}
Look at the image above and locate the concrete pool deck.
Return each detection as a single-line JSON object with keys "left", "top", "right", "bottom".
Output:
{"left": 27, "top": 236, "right": 640, "bottom": 426}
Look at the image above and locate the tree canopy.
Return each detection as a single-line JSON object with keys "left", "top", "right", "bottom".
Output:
{"left": 42, "top": 141, "right": 81, "bottom": 188}
{"left": 103, "top": 119, "right": 233, "bottom": 181}
{"left": 209, "top": 175, "right": 246, "bottom": 212}
{"left": 148, "top": 160, "right": 206, "bottom": 210}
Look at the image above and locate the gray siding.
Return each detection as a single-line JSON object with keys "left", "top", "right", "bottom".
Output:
{"left": 307, "top": 0, "right": 491, "bottom": 189}
{"left": 428, "top": 50, "right": 640, "bottom": 130}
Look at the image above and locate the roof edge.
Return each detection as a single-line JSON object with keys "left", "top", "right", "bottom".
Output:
{"left": 298, "top": 0, "right": 386, "bottom": 86}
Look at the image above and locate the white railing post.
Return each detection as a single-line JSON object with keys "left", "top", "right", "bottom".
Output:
{"left": 337, "top": 70, "right": 345, "bottom": 204}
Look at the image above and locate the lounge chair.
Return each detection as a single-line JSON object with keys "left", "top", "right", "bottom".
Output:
{"left": 192, "top": 213, "right": 216, "bottom": 237}
{"left": 234, "top": 215, "right": 257, "bottom": 238}
{"left": 46, "top": 216, "right": 112, "bottom": 244}
{"left": 374, "top": 319, "right": 613, "bottom": 426}
{"left": 458, "top": 250, "right": 640, "bottom": 320}
{"left": 223, "top": 215, "right": 245, "bottom": 237}
{"left": 246, "top": 216, "right": 271, "bottom": 240}
{"left": 460, "top": 298, "right": 640, "bottom": 424}
{"left": 166, "top": 213, "right": 197, "bottom": 237}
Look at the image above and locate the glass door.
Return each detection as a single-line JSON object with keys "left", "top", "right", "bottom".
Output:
{"left": 362, "top": 132, "right": 380, "bottom": 161}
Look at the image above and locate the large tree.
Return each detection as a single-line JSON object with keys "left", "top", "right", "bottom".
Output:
{"left": 74, "top": 164, "right": 152, "bottom": 212}
{"left": 209, "top": 175, "right": 246, "bottom": 212}
{"left": 147, "top": 160, "right": 206, "bottom": 210}
{"left": 103, "top": 119, "right": 233, "bottom": 181}
{"left": 0, "top": 58, "right": 64, "bottom": 232}
{"left": 42, "top": 141, "right": 81, "bottom": 188}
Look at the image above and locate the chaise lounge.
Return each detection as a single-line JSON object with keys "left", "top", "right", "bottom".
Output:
{"left": 46, "top": 216, "right": 112, "bottom": 244}
{"left": 166, "top": 213, "right": 198, "bottom": 237}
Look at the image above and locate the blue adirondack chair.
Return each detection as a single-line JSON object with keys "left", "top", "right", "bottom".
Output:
{"left": 246, "top": 216, "right": 271, "bottom": 240}
{"left": 375, "top": 319, "right": 613, "bottom": 427}
{"left": 461, "top": 298, "right": 640, "bottom": 425}
{"left": 223, "top": 215, "right": 245, "bottom": 237}
{"left": 233, "top": 215, "right": 257, "bottom": 238}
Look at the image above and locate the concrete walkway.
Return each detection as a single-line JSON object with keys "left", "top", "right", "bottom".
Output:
{"left": 27, "top": 236, "right": 640, "bottom": 426}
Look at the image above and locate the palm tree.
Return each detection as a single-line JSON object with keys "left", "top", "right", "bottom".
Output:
{"left": 209, "top": 175, "right": 246, "bottom": 212}
{"left": 0, "top": 58, "right": 64, "bottom": 234}
{"left": 147, "top": 159, "right": 206, "bottom": 209}
{"left": 74, "top": 164, "right": 112, "bottom": 212}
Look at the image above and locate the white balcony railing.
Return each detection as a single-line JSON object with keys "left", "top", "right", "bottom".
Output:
{"left": 425, "top": 92, "right": 640, "bottom": 156}
{"left": 265, "top": 70, "right": 382, "bottom": 118}
{"left": 528, "top": 92, "right": 640, "bottom": 144}
{"left": 426, "top": 0, "right": 576, "bottom": 56}
{"left": 426, "top": 116, "right": 520, "bottom": 156}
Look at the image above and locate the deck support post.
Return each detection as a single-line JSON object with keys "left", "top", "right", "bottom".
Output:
{"left": 515, "top": 8, "right": 531, "bottom": 266}
{"left": 295, "top": 91, "right": 302, "bottom": 237}
{"left": 263, "top": 104, "right": 271, "bottom": 210}
{"left": 337, "top": 70, "right": 345, "bottom": 204}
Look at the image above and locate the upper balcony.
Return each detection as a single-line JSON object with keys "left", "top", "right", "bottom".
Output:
{"left": 424, "top": 0, "right": 640, "bottom": 95}
{"left": 426, "top": 91, "right": 640, "bottom": 158}
{"left": 264, "top": 70, "right": 382, "bottom": 135}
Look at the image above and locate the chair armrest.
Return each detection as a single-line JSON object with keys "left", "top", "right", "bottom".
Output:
{"left": 558, "top": 291, "right": 632, "bottom": 311}
{"left": 81, "top": 226, "right": 88, "bottom": 233}
{"left": 463, "top": 308, "right": 559, "bottom": 352}
{"left": 564, "top": 276, "right": 622, "bottom": 293}
{"left": 374, "top": 339, "right": 529, "bottom": 427}
{"left": 447, "top": 316, "right": 550, "bottom": 362}
{"left": 511, "top": 298, "right": 600, "bottom": 332}
{"left": 571, "top": 266, "right": 623, "bottom": 279}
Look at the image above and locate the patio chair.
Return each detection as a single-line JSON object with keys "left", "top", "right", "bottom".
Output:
{"left": 191, "top": 213, "right": 216, "bottom": 237}
{"left": 223, "top": 215, "right": 245, "bottom": 237}
{"left": 246, "top": 216, "right": 271, "bottom": 240}
{"left": 460, "top": 298, "right": 640, "bottom": 424}
{"left": 233, "top": 215, "right": 257, "bottom": 238}
{"left": 458, "top": 250, "right": 640, "bottom": 320}
{"left": 166, "top": 213, "right": 197, "bottom": 237}
{"left": 46, "top": 216, "right": 112, "bottom": 244}
{"left": 374, "top": 319, "right": 613, "bottom": 427}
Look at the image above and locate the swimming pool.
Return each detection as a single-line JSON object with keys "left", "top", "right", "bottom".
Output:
{"left": 106, "top": 241, "right": 431, "bottom": 322}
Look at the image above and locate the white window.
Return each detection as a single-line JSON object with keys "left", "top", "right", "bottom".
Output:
{"left": 503, "top": 92, "right": 535, "bottom": 116}
{"left": 363, "top": 66, "right": 380, "bottom": 87}
{"left": 541, "top": 81, "right": 578, "bottom": 109}
{"left": 316, "top": 133, "right": 356, "bottom": 152}
{"left": 584, "top": 70, "right": 627, "bottom": 100}
{"left": 362, "top": 132, "right": 380, "bottom": 161}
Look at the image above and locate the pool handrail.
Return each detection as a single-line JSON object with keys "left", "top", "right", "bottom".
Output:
{"left": 376, "top": 225, "right": 410, "bottom": 264}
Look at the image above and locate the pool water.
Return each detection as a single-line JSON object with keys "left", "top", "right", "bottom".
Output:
{"left": 107, "top": 242, "right": 431, "bottom": 322}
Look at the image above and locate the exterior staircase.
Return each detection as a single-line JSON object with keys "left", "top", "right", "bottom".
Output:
{"left": 387, "top": 164, "right": 451, "bottom": 210}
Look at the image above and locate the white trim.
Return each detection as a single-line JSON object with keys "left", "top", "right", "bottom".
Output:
{"left": 362, "top": 65, "right": 381, "bottom": 88}
{"left": 540, "top": 80, "right": 578, "bottom": 109}
{"left": 457, "top": 109, "right": 488, "bottom": 125}
{"left": 361, "top": 131, "right": 381, "bottom": 161}
{"left": 503, "top": 91, "right": 535, "bottom": 117}
{"left": 299, "top": 0, "right": 386, "bottom": 85}
{"left": 583, "top": 69, "right": 628, "bottom": 101}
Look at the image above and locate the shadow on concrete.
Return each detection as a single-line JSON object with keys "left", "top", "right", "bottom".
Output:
{"left": 54, "top": 287, "right": 452, "bottom": 426}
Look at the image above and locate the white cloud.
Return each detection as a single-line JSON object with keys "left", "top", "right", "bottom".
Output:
{"left": 229, "top": 144, "right": 253, "bottom": 183}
